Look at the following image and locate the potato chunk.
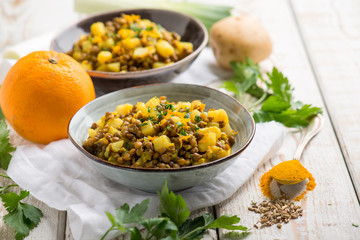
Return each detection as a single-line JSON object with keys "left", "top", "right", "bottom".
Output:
{"left": 122, "top": 38, "right": 141, "bottom": 50}
{"left": 146, "top": 97, "right": 160, "bottom": 108}
{"left": 153, "top": 135, "right": 174, "bottom": 152}
{"left": 88, "top": 129, "right": 97, "bottom": 138}
{"left": 111, "top": 140, "right": 124, "bottom": 152}
{"left": 155, "top": 40, "right": 175, "bottom": 58}
{"left": 91, "top": 22, "right": 106, "bottom": 37}
{"left": 197, "top": 126, "right": 222, "bottom": 139}
{"left": 198, "top": 133, "right": 217, "bottom": 152}
{"left": 107, "top": 62, "right": 121, "bottom": 72}
{"left": 141, "top": 121, "right": 156, "bottom": 136}
{"left": 221, "top": 123, "right": 234, "bottom": 136}
{"left": 136, "top": 102, "right": 148, "bottom": 117}
{"left": 97, "top": 51, "right": 112, "bottom": 64}
{"left": 116, "top": 103, "right": 133, "bottom": 116}
{"left": 211, "top": 146, "right": 231, "bottom": 159}
{"left": 207, "top": 109, "right": 229, "bottom": 124}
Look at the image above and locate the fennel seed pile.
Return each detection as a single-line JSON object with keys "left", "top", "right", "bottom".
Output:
{"left": 248, "top": 199, "right": 303, "bottom": 229}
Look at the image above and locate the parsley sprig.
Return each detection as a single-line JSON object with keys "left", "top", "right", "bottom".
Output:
{"left": 0, "top": 111, "right": 43, "bottom": 240}
{"left": 222, "top": 58, "right": 322, "bottom": 128}
{"left": 102, "top": 180, "right": 248, "bottom": 239}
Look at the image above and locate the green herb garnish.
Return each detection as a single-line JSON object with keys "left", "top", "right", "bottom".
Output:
{"left": 194, "top": 125, "right": 200, "bottom": 131}
{"left": 101, "top": 180, "right": 248, "bottom": 239}
{"left": 194, "top": 115, "right": 202, "bottom": 123}
{"left": 157, "top": 112, "right": 164, "bottom": 120}
{"left": 179, "top": 128, "right": 187, "bottom": 136}
{"left": 129, "top": 23, "right": 142, "bottom": 37}
{"left": 125, "top": 141, "right": 131, "bottom": 150}
{"left": 222, "top": 58, "right": 322, "bottom": 128}
{"left": 147, "top": 107, "right": 151, "bottom": 113}
{"left": 184, "top": 113, "right": 190, "bottom": 119}
{"left": 165, "top": 104, "right": 175, "bottom": 111}
{"left": 1, "top": 191, "right": 43, "bottom": 240}
{"left": 0, "top": 120, "right": 16, "bottom": 170}
{"left": 176, "top": 122, "right": 184, "bottom": 127}
{"left": 353, "top": 223, "right": 359, "bottom": 227}
{"left": 140, "top": 122, "right": 148, "bottom": 127}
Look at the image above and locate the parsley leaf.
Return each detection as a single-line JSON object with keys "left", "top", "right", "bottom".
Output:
{"left": 179, "top": 213, "right": 248, "bottom": 239}
{"left": 0, "top": 119, "right": 16, "bottom": 170}
{"left": 352, "top": 223, "right": 359, "bottom": 227}
{"left": 1, "top": 191, "right": 43, "bottom": 240}
{"left": 165, "top": 104, "right": 175, "bottom": 111}
{"left": 194, "top": 115, "right": 202, "bottom": 123}
{"left": 266, "top": 67, "right": 292, "bottom": 103}
{"left": 158, "top": 179, "right": 190, "bottom": 227}
{"left": 222, "top": 58, "right": 322, "bottom": 128}
{"left": 102, "top": 180, "right": 249, "bottom": 239}
{"left": 102, "top": 199, "right": 149, "bottom": 239}
{"left": 184, "top": 113, "right": 190, "bottom": 119}
{"left": 222, "top": 59, "right": 264, "bottom": 101}
{"left": 0, "top": 107, "right": 4, "bottom": 119}
{"left": 176, "top": 122, "right": 184, "bottom": 127}
{"left": 179, "top": 129, "right": 187, "bottom": 136}
{"left": 207, "top": 215, "right": 248, "bottom": 230}
{"left": 260, "top": 96, "right": 291, "bottom": 112}
{"left": 140, "top": 217, "right": 178, "bottom": 239}
{"left": 255, "top": 104, "right": 322, "bottom": 128}
{"left": 178, "top": 213, "right": 213, "bottom": 239}
{"left": 140, "top": 122, "right": 148, "bottom": 127}
{"left": 129, "top": 23, "right": 142, "bottom": 37}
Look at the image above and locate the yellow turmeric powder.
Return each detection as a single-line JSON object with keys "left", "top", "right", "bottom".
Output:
{"left": 260, "top": 160, "right": 316, "bottom": 201}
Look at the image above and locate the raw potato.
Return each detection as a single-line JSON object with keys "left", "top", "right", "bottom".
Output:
{"left": 210, "top": 15, "right": 272, "bottom": 69}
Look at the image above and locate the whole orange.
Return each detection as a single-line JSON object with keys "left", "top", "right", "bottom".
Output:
{"left": 0, "top": 51, "right": 95, "bottom": 144}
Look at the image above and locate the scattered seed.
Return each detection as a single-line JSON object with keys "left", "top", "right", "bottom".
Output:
{"left": 248, "top": 198, "right": 303, "bottom": 229}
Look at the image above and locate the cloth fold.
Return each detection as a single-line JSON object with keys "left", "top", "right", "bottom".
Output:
{"left": 8, "top": 122, "right": 285, "bottom": 240}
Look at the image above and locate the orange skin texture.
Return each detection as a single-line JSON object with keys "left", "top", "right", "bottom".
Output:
{"left": 0, "top": 51, "right": 95, "bottom": 144}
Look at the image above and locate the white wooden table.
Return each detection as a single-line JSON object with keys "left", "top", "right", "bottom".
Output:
{"left": 1, "top": 0, "right": 360, "bottom": 239}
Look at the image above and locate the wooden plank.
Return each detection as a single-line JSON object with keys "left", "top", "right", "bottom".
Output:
{"left": 290, "top": 0, "right": 360, "bottom": 200}
{"left": 215, "top": 0, "right": 360, "bottom": 239}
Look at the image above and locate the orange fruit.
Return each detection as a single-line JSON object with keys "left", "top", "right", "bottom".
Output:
{"left": 0, "top": 51, "right": 95, "bottom": 144}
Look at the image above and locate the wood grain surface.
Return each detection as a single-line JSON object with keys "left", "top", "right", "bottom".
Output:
{"left": 1, "top": 0, "right": 360, "bottom": 239}
{"left": 291, "top": 0, "right": 360, "bottom": 201}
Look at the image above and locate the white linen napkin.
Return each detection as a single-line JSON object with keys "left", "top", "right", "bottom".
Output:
{"left": 7, "top": 122, "right": 285, "bottom": 240}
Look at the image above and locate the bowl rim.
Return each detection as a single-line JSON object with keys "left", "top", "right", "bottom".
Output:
{"left": 68, "top": 83, "right": 256, "bottom": 172}
{"left": 50, "top": 8, "right": 209, "bottom": 79}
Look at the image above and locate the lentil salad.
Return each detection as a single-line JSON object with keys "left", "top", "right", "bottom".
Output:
{"left": 68, "top": 14, "right": 194, "bottom": 72}
{"left": 83, "top": 96, "right": 237, "bottom": 169}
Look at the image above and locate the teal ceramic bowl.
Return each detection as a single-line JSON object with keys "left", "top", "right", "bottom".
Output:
{"left": 68, "top": 83, "right": 255, "bottom": 192}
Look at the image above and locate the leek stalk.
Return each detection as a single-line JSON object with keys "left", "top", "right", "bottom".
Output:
{"left": 74, "top": 0, "right": 232, "bottom": 32}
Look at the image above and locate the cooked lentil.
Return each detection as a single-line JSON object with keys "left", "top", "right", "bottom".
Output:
{"left": 83, "top": 96, "right": 237, "bottom": 168}
{"left": 68, "top": 14, "right": 194, "bottom": 72}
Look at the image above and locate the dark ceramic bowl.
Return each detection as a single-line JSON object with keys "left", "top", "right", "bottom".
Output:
{"left": 68, "top": 83, "right": 255, "bottom": 192}
{"left": 50, "top": 9, "right": 208, "bottom": 96}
